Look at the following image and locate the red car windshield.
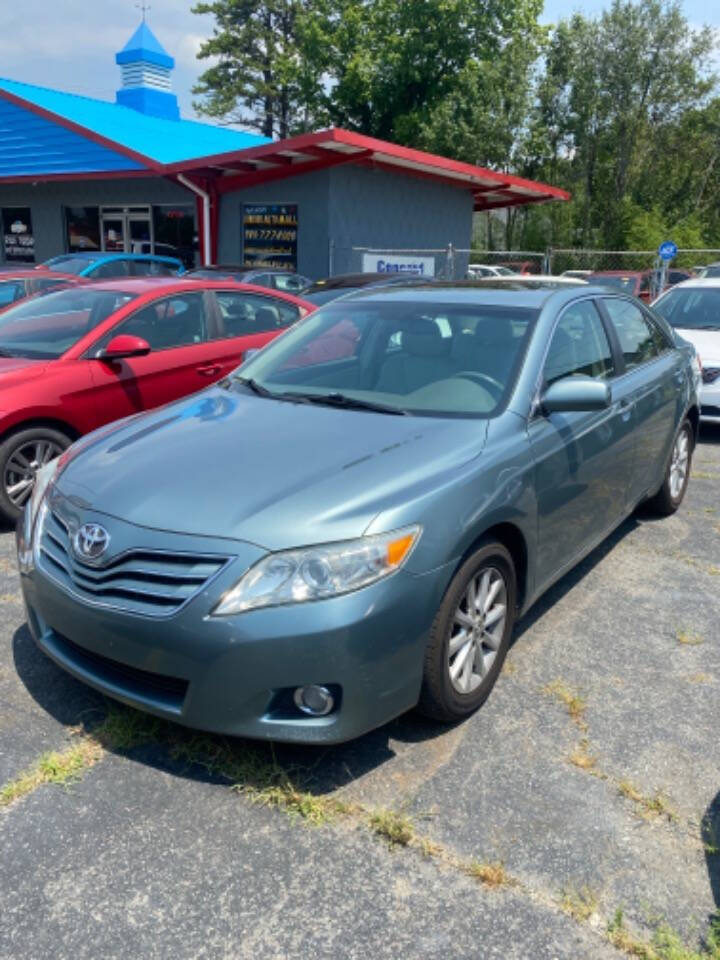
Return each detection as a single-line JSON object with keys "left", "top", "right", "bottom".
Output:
{"left": 590, "top": 275, "right": 639, "bottom": 292}
{"left": 0, "top": 288, "right": 136, "bottom": 360}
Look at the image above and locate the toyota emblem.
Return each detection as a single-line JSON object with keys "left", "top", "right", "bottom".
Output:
{"left": 73, "top": 523, "right": 111, "bottom": 562}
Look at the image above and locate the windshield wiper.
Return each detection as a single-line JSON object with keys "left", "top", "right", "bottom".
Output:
{"left": 234, "top": 376, "right": 280, "bottom": 398}
{"left": 280, "top": 391, "right": 411, "bottom": 416}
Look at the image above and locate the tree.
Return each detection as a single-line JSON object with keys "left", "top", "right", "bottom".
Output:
{"left": 192, "top": 0, "right": 329, "bottom": 138}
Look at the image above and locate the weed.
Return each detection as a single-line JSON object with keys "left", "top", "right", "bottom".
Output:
{"left": 691, "top": 471, "right": 714, "bottom": 480}
{"left": 544, "top": 679, "right": 588, "bottom": 729}
{"left": 368, "top": 809, "right": 414, "bottom": 846}
{"left": 687, "top": 673, "right": 713, "bottom": 684}
{"left": 92, "top": 704, "right": 164, "bottom": 751}
{"left": 709, "top": 567, "right": 720, "bottom": 577}
{"left": 569, "top": 739, "right": 598, "bottom": 772}
{"left": 561, "top": 885, "right": 599, "bottom": 923}
{"left": 467, "top": 860, "right": 510, "bottom": 888}
{"left": 617, "top": 781, "right": 678, "bottom": 822}
{"left": 608, "top": 909, "right": 657, "bottom": 958}
{"left": 0, "top": 738, "right": 103, "bottom": 808}
{"left": 676, "top": 631, "right": 704, "bottom": 646}
{"left": 702, "top": 816, "right": 720, "bottom": 856}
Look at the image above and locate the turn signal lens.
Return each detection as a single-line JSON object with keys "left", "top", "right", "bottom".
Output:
{"left": 211, "top": 525, "right": 422, "bottom": 616}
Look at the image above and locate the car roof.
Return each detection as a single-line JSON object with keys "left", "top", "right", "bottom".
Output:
{"left": 64, "top": 276, "right": 312, "bottom": 300}
{"left": 471, "top": 276, "right": 587, "bottom": 286}
{"left": 186, "top": 264, "right": 290, "bottom": 274}
{"left": 333, "top": 281, "right": 599, "bottom": 310}
{"left": 661, "top": 277, "right": 720, "bottom": 289}
{"left": 0, "top": 269, "right": 79, "bottom": 280}
{"left": 589, "top": 270, "right": 646, "bottom": 277}
{"left": 308, "top": 273, "right": 430, "bottom": 290}
{"left": 46, "top": 252, "right": 182, "bottom": 264}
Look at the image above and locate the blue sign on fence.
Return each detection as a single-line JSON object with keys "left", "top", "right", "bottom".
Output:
{"left": 658, "top": 241, "right": 678, "bottom": 261}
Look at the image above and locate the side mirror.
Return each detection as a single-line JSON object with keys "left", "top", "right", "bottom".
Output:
{"left": 243, "top": 348, "right": 260, "bottom": 361}
{"left": 541, "top": 376, "right": 610, "bottom": 414}
{"left": 96, "top": 334, "right": 151, "bottom": 361}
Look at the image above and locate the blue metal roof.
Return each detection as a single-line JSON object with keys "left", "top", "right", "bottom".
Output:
{"left": 0, "top": 95, "right": 147, "bottom": 177}
{"left": 116, "top": 23, "right": 174, "bottom": 70}
{"left": 0, "top": 77, "right": 270, "bottom": 174}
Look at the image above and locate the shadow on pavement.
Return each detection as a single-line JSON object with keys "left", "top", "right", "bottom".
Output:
{"left": 699, "top": 423, "right": 720, "bottom": 446}
{"left": 704, "top": 791, "right": 720, "bottom": 913}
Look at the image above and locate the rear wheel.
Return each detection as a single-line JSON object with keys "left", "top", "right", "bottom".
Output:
{"left": 0, "top": 427, "right": 71, "bottom": 524}
{"left": 417, "top": 541, "right": 516, "bottom": 723}
{"left": 646, "top": 418, "right": 693, "bottom": 516}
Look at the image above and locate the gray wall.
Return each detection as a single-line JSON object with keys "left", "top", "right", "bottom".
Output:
{"left": 0, "top": 177, "right": 194, "bottom": 264}
{"left": 220, "top": 163, "right": 474, "bottom": 281}
{"left": 218, "top": 168, "right": 331, "bottom": 280}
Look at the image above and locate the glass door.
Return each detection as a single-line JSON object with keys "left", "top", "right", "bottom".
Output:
{"left": 100, "top": 207, "right": 153, "bottom": 254}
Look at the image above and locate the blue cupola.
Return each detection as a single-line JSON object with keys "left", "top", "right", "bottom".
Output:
{"left": 115, "top": 21, "right": 180, "bottom": 121}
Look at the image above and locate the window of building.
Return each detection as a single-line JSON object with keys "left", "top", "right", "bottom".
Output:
{"left": 2, "top": 208, "right": 35, "bottom": 263}
{"left": 153, "top": 205, "right": 197, "bottom": 269}
{"left": 65, "top": 207, "right": 101, "bottom": 254}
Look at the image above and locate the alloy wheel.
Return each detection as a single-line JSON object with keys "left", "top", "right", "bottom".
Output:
{"left": 669, "top": 428, "right": 690, "bottom": 500}
{"left": 448, "top": 566, "right": 507, "bottom": 694}
{"left": 4, "top": 439, "right": 63, "bottom": 508}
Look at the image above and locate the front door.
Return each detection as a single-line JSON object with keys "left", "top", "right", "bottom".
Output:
{"left": 87, "top": 291, "right": 226, "bottom": 424}
{"left": 529, "top": 298, "right": 634, "bottom": 586}
{"left": 100, "top": 207, "right": 153, "bottom": 255}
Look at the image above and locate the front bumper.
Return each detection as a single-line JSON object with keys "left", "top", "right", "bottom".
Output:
{"left": 17, "top": 512, "right": 452, "bottom": 744}
{"left": 700, "top": 376, "right": 720, "bottom": 423}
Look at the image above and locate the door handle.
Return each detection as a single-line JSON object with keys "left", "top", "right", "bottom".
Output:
{"left": 196, "top": 364, "right": 222, "bottom": 377}
{"left": 618, "top": 398, "right": 634, "bottom": 422}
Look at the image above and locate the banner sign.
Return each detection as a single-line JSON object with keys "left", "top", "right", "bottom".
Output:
{"left": 362, "top": 253, "right": 435, "bottom": 277}
{"left": 243, "top": 203, "right": 298, "bottom": 270}
{"left": 2, "top": 207, "right": 35, "bottom": 263}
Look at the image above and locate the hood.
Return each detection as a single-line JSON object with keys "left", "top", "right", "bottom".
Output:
{"left": 675, "top": 328, "right": 720, "bottom": 365}
{"left": 0, "top": 356, "right": 48, "bottom": 384}
{"left": 57, "top": 386, "right": 487, "bottom": 548}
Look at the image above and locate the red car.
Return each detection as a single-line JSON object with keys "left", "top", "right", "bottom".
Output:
{"left": 588, "top": 269, "right": 693, "bottom": 302}
{"left": 0, "top": 277, "right": 314, "bottom": 520}
{"left": 0, "top": 269, "right": 86, "bottom": 311}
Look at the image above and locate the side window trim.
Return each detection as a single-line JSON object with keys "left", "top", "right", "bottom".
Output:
{"left": 594, "top": 297, "right": 626, "bottom": 377}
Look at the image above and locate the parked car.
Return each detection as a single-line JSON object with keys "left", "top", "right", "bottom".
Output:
{"left": 466, "top": 264, "right": 516, "bottom": 278}
{"left": 303, "top": 272, "right": 433, "bottom": 305}
{"left": 561, "top": 270, "right": 593, "bottom": 279}
{"left": 16, "top": 284, "right": 698, "bottom": 743}
{"left": 471, "top": 276, "right": 588, "bottom": 288}
{"left": 693, "top": 263, "right": 720, "bottom": 280}
{"left": 0, "top": 270, "right": 86, "bottom": 310}
{"left": 590, "top": 269, "right": 692, "bottom": 302}
{"left": 653, "top": 278, "right": 720, "bottom": 423}
{"left": 0, "top": 278, "right": 313, "bottom": 520}
{"left": 185, "top": 265, "right": 312, "bottom": 295}
{"left": 41, "top": 252, "right": 184, "bottom": 279}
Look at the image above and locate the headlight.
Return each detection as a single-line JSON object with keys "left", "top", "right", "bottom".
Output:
{"left": 212, "top": 525, "right": 422, "bottom": 616}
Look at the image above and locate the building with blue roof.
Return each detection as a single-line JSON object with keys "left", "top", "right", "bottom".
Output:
{"left": 0, "top": 18, "right": 567, "bottom": 275}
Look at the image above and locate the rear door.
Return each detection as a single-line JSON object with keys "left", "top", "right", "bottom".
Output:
{"left": 206, "top": 289, "right": 303, "bottom": 372}
{"left": 599, "top": 296, "right": 681, "bottom": 504}
{"left": 87, "top": 291, "right": 227, "bottom": 421}
{"left": 529, "top": 298, "right": 635, "bottom": 583}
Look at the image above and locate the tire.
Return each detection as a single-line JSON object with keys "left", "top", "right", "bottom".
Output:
{"left": 0, "top": 426, "right": 72, "bottom": 524}
{"left": 417, "top": 540, "right": 517, "bottom": 723}
{"left": 645, "top": 418, "right": 694, "bottom": 517}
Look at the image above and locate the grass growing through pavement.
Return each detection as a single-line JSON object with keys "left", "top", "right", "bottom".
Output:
{"left": 368, "top": 809, "right": 415, "bottom": 846}
{"left": 617, "top": 781, "right": 678, "bottom": 822}
{"left": 676, "top": 631, "right": 704, "bottom": 646}
{"left": 466, "top": 861, "right": 511, "bottom": 888}
{"left": 608, "top": 909, "right": 720, "bottom": 960}
{"left": 0, "top": 739, "right": 103, "bottom": 808}
{"left": 544, "top": 679, "right": 588, "bottom": 730}
{"left": 569, "top": 739, "right": 599, "bottom": 773}
{"left": 561, "top": 886, "right": 599, "bottom": 923}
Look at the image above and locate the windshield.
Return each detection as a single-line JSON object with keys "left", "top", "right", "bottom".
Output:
{"left": 44, "top": 255, "right": 97, "bottom": 275}
{"left": 590, "top": 275, "right": 638, "bottom": 292}
{"left": 653, "top": 287, "right": 720, "bottom": 330}
{"left": 302, "top": 287, "right": 357, "bottom": 305}
{"left": 0, "top": 288, "right": 137, "bottom": 358}
{"left": 234, "top": 298, "right": 537, "bottom": 417}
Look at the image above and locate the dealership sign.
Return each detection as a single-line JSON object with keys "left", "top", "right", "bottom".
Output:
{"left": 243, "top": 203, "right": 298, "bottom": 270}
{"left": 362, "top": 254, "right": 435, "bottom": 277}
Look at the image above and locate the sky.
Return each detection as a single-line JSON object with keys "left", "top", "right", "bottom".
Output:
{"left": 1, "top": 0, "right": 718, "bottom": 126}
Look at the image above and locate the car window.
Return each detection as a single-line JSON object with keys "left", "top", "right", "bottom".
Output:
{"left": 0, "top": 280, "right": 25, "bottom": 306}
{"left": 0, "top": 288, "right": 136, "bottom": 359}
{"left": 33, "top": 277, "right": 71, "bottom": 294}
{"left": 114, "top": 293, "right": 208, "bottom": 350}
{"left": 274, "top": 273, "right": 307, "bottom": 293}
{"left": 603, "top": 298, "right": 658, "bottom": 370}
{"left": 215, "top": 291, "right": 300, "bottom": 338}
{"left": 131, "top": 259, "right": 175, "bottom": 277}
{"left": 544, "top": 300, "right": 615, "bottom": 385}
{"left": 249, "top": 273, "right": 271, "bottom": 288}
{"left": 653, "top": 288, "right": 720, "bottom": 331}
{"left": 91, "top": 259, "right": 130, "bottom": 279}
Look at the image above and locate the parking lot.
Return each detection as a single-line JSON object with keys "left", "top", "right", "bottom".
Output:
{"left": 0, "top": 426, "right": 718, "bottom": 960}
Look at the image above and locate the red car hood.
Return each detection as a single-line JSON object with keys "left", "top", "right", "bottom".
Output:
{"left": 0, "top": 356, "right": 49, "bottom": 381}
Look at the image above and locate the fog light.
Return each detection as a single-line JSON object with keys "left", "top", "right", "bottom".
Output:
{"left": 293, "top": 685, "right": 335, "bottom": 717}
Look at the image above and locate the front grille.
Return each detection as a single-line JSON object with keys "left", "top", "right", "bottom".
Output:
{"left": 50, "top": 631, "right": 188, "bottom": 711}
{"left": 701, "top": 404, "right": 720, "bottom": 418}
{"left": 38, "top": 510, "right": 229, "bottom": 617}
{"left": 702, "top": 367, "right": 720, "bottom": 385}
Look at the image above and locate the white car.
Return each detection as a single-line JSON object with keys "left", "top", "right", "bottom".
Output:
{"left": 653, "top": 278, "right": 720, "bottom": 423}
{"left": 467, "top": 264, "right": 516, "bottom": 278}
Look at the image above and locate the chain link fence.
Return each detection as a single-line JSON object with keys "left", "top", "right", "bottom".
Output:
{"left": 338, "top": 244, "right": 720, "bottom": 283}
